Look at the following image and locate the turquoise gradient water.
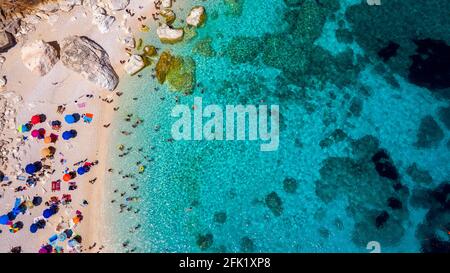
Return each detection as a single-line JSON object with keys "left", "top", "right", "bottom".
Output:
{"left": 102, "top": 0, "right": 450, "bottom": 252}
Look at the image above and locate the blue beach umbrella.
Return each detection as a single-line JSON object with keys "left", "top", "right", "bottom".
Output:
{"left": 0, "top": 215, "right": 9, "bottom": 225}
{"left": 30, "top": 223, "right": 38, "bottom": 233}
{"left": 62, "top": 131, "right": 72, "bottom": 140}
{"left": 72, "top": 113, "right": 80, "bottom": 122}
{"left": 64, "top": 115, "right": 75, "bottom": 124}
{"left": 69, "top": 130, "right": 77, "bottom": 138}
{"left": 76, "top": 167, "right": 86, "bottom": 175}
{"left": 25, "top": 164, "right": 37, "bottom": 174}
{"left": 43, "top": 208, "right": 53, "bottom": 219}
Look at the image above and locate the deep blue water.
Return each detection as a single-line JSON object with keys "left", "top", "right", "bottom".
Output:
{"left": 104, "top": 0, "right": 450, "bottom": 253}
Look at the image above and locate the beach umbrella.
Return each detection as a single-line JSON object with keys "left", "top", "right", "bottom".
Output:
{"left": 76, "top": 167, "right": 86, "bottom": 175}
{"left": 62, "top": 131, "right": 72, "bottom": 140}
{"left": 33, "top": 161, "right": 42, "bottom": 172}
{"left": 50, "top": 133, "right": 58, "bottom": 143}
{"left": 64, "top": 229, "right": 73, "bottom": 238}
{"left": 39, "top": 114, "right": 47, "bottom": 122}
{"left": 30, "top": 223, "right": 38, "bottom": 233}
{"left": 72, "top": 113, "right": 80, "bottom": 122}
{"left": 37, "top": 128, "right": 46, "bottom": 139}
{"left": 69, "top": 130, "right": 77, "bottom": 138}
{"left": 63, "top": 173, "right": 71, "bottom": 182}
{"left": 25, "top": 164, "right": 37, "bottom": 174}
{"left": 31, "top": 130, "right": 39, "bottom": 138}
{"left": 44, "top": 136, "right": 52, "bottom": 144}
{"left": 51, "top": 120, "right": 61, "bottom": 130}
{"left": 31, "top": 115, "right": 41, "bottom": 125}
{"left": 43, "top": 208, "right": 53, "bottom": 219}
{"left": 20, "top": 124, "right": 31, "bottom": 133}
{"left": 41, "top": 148, "right": 51, "bottom": 158}
{"left": 0, "top": 215, "right": 9, "bottom": 225}
{"left": 64, "top": 115, "right": 75, "bottom": 124}
{"left": 32, "top": 196, "right": 42, "bottom": 206}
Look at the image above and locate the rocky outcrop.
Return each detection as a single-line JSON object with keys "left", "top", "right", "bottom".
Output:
{"left": 186, "top": 6, "right": 206, "bottom": 27}
{"left": 92, "top": 5, "right": 115, "bottom": 33}
{"left": 60, "top": 35, "right": 119, "bottom": 90}
{"left": 123, "top": 54, "right": 145, "bottom": 75}
{"left": 106, "top": 0, "right": 130, "bottom": 11}
{"left": 0, "top": 31, "right": 16, "bottom": 53}
{"left": 157, "top": 24, "right": 183, "bottom": 44}
{"left": 21, "top": 40, "right": 59, "bottom": 76}
{"left": 0, "top": 76, "right": 6, "bottom": 87}
{"left": 161, "top": 0, "right": 172, "bottom": 9}
{"left": 160, "top": 9, "right": 176, "bottom": 25}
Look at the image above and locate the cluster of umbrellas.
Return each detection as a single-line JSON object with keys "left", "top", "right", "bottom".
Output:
{"left": 63, "top": 171, "right": 77, "bottom": 182}
{"left": 41, "top": 146, "right": 56, "bottom": 158}
{"left": 25, "top": 161, "right": 43, "bottom": 175}
{"left": 43, "top": 204, "right": 59, "bottom": 219}
{"left": 62, "top": 130, "right": 77, "bottom": 140}
{"left": 18, "top": 114, "right": 46, "bottom": 133}
{"left": 77, "top": 162, "right": 92, "bottom": 176}
{"left": 64, "top": 113, "right": 81, "bottom": 124}
{"left": 31, "top": 128, "right": 46, "bottom": 139}
{"left": 30, "top": 219, "right": 46, "bottom": 233}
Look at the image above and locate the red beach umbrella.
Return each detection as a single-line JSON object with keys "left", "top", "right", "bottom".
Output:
{"left": 31, "top": 115, "right": 41, "bottom": 125}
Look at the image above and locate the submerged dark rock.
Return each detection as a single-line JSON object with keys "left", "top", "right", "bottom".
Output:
{"left": 406, "top": 163, "right": 433, "bottom": 184}
{"left": 196, "top": 233, "right": 214, "bottom": 250}
{"left": 240, "top": 236, "right": 255, "bottom": 252}
{"left": 375, "top": 211, "right": 390, "bottom": 228}
{"left": 213, "top": 212, "right": 227, "bottom": 224}
{"left": 438, "top": 106, "right": 450, "bottom": 130}
{"left": 378, "top": 41, "right": 400, "bottom": 62}
{"left": 283, "top": 177, "right": 298, "bottom": 193}
{"left": 371, "top": 150, "right": 399, "bottom": 181}
{"left": 415, "top": 115, "right": 444, "bottom": 148}
{"left": 409, "top": 39, "right": 450, "bottom": 90}
{"left": 265, "top": 191, "right": 283, "bottom": 216}
{"left": 387, "top": 197, "right": 403, "bottom": 210}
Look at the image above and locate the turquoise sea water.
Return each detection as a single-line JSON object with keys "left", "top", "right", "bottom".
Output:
{"left": 104, "top": 0, "right": 450, "bottom": 252}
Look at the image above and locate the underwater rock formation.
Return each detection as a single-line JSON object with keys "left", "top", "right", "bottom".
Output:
{"left": 316, "top": 135, "right": 408, "bottom": 246}
{"left": 265, "top": 191, "right": 283, "bottom": 216}
{"left": 438, "top": 106, "right": 450, "bottom": 130}
{"left": 196, "top": 233, "right": 214, "bottom": 250}
{"left": 283, "top": 177, "right": 298, "bottom": 193}
{"left": 155, "top": 51, "right": 196, "bottom": 94}
{"left": 406, "top": 163, "right": 433, "bottom": 185}
{"left": 240, "top": 236, "right": 254, "bottom": 252}
{"left": 409, "top": 39, "right": 450, "bottom": 91}
{"left": 319, "top": 129, "right": 347, "bottom": 148}
{"left": 213, "top": 212, "right": 227, "bottom": 224}
{"left": 415, "top": 115, "right": 444, "bottom": 148}
{"left": 378, "top": 41, "right": 400, "bottom": 62}
{"left": 371, "top": 150, "right": 399, "bottom": 181}
{"left": 192, "top": 37, "right": 216, "bottom": 57}
{"left": 412, "top": 182, "right": 450, "bottom": 253}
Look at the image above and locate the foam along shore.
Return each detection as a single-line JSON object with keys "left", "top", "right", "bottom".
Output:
{"left": 0, "top": 0, "right": 157, "bottom": 253}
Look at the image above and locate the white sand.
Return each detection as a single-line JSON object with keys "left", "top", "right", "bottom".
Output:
{"left": 0, "top": 1, "right": 157, "bottom": 253}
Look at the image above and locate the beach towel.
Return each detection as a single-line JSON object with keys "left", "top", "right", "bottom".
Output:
{"left": 83, "top": 113, "right": 93, "bottom": 123}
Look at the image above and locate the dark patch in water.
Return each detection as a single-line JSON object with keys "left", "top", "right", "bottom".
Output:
{"left": 375, "top": 211, "right": 390, "bottom": 229}
{"left": 371, "top": 150, "right": 399, "bottom": 181}
{"left": 283, "top": 177, "right": 298, "bottom": 193}
{"left": 240, "top": 236, "right": 255, "bottom": 252}
{"left": 213, "top": 212, "right": 227, "bottom": 224}
{"left": 196, "top": 233, "right": 214, "bottom": 250}
{"left": 387, "top": 197, "right": 403, "bottom": 210}
{"left": 415, "top": 115, "right": 444, "bottom": 148}
{"left": 409, "top": 39, "right": 450, "bottom": 90}
{"left": 378, "top": 41, "right": 400, "bottom": 62}
{"left": 265, "top": 191, "right": 283, "bottom": 216}
{"left": 438, "top": 106, "right": 450, "bottom": 130}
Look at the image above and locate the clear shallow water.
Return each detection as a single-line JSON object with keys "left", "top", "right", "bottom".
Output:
{"left": 103, "top": 0, "right": 450, "bottom": 252}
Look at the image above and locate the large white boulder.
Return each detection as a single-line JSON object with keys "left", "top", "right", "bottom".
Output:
{"left": 21, "top": 40, "right": 59, "bottom": 76}
{"left": 186, "top": 6, "right": 206, "bottom": 27}
{"left": 123, "top": 54, "right": 145, "bottom": 75}
{"left": 157, "top": 24, "right": 184, "bottom": 44}
{"left": 92, "top": 5, "right": 115, "bottom": 33}
{"left": 106, "top": 0, "right": 130, "bottom": 11}
{"left": 161, "top": 0, "right": 172, "bottom": 9}
{"left": 60, "top": 36, "right": 119, "bottom": 90}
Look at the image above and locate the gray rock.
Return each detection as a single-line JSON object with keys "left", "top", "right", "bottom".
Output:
{"left": 0, "top": 31, "right": 16, "bottom": 53}
{"left": 60, "top": 36, "right": 119, "bottom": 90}
{"left": 106, "top": 0, "right": 130, "bottom": 11}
